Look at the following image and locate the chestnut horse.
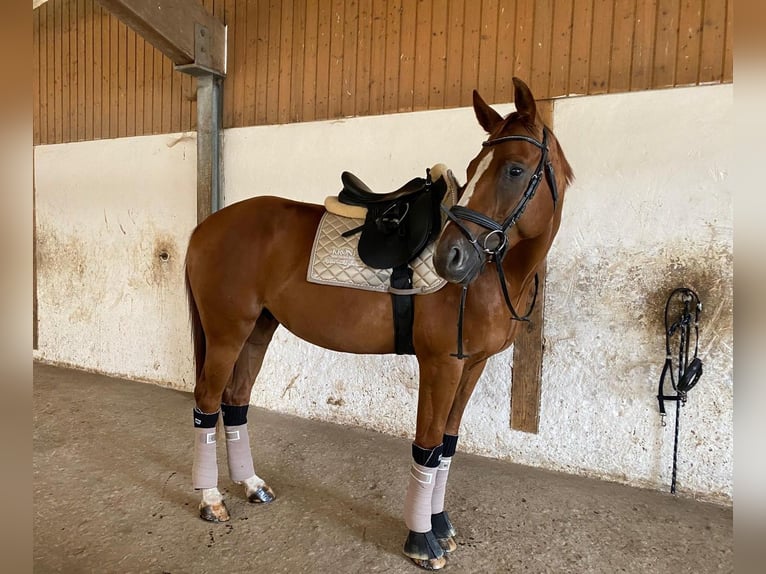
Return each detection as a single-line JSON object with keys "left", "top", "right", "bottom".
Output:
{"left": 184, "top": 77, "right": 573, "bottom": 570}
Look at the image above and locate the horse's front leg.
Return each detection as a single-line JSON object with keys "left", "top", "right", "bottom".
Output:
{"left": 430, "top": 358, "right": 488, "bottom": 554}
{"left": 402, "top": 357, "right": 463, "bottom": 570}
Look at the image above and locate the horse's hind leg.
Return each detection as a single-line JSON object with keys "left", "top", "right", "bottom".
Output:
{"left": 193, "top": 331, "right": 250, "bottom": 523}
{"left": 221, "top": 311, "right": 279, "bottom": 504}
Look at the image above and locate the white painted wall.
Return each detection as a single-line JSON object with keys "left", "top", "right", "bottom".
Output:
{"left": 34, "top": 133, "right": 197, "bottom": 389}
{"left": 223, "top": 101, "right": 514, "bottom": 206}
{"left": 542, "top": 86, "right": 732, "bottom": 501}
{"left": 34, "top": 84, "right": 732, "bottom": 503}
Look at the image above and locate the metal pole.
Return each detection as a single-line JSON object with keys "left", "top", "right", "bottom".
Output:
{"left": 196, "top": 74, "right": 223, "bottom": 224}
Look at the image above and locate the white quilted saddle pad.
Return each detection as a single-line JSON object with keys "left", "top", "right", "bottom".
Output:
{"left": 307, "top": 165, "right": 460, "bottom": 294}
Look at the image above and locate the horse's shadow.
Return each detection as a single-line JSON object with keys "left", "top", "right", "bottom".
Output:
{"left": 124, "top": 424, "right": 406, "bottom": 558}
{"left": 241, "top": 455, "right": 407, "bottom": 557}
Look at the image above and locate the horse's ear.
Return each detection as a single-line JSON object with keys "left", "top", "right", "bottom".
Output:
{"left": 512, "top": 77, "right": 537, "bottom": 122}
{"left": 473, "top": 90, "right": 504, "bottom": 133}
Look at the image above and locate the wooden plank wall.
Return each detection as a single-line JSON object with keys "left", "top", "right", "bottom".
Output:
{"left": 33, "top": 0, "right": 733, "bottom": 145}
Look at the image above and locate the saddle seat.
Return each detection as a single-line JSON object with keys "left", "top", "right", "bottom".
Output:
{"left": 336, "top": 169, "right": 447, "bottom": 270}
{"left": 338, "top": 172, "right": 427, "bottom": 206}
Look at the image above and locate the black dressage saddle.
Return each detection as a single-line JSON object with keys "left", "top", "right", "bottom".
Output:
{"left": 338, "top": 170, "right": 447, "bottom": 269}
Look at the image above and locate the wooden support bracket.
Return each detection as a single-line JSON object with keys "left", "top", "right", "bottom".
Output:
{"left": 96, "top": 0, "right": 226, "bottom": 76}
{"left": 98, "top": 0, "right": 226, "bottom": 224}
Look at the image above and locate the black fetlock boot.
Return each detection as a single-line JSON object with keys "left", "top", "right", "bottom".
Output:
{"left": 431, "top": 511, "right": 457, "bottom": 552}
{"left": 403, "top": 530, "right": 447, "bottom": 570}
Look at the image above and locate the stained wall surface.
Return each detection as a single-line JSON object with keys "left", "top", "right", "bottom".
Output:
{"left": 34, "top": 83, "right": 732, "bottom": 502}
{"left": 34, "top": 134, "right": 197, "bottom": 387}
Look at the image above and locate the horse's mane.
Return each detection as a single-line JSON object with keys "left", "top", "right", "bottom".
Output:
{"left": 548, "top": 129, "right": 575, "bottom": 189}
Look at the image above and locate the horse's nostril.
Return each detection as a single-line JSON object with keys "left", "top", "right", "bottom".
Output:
{"left": 449, "top": 246, "right": 462, "bottom": 270}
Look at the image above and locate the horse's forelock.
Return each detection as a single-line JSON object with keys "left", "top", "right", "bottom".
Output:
{"left": 490, "top": 111, "right": 574, "bottom": 189}
{"left": 494, "top": 111, "right": 540, "bottom": 140}
{"left": 502, "top": 113, "right": 575, "bottom": 189}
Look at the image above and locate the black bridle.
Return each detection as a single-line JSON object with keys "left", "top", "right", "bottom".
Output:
{"left": 656, "top": 287, "right": 703, "bottom": 494}
{"left": 441, "top": 127, "right": 559, "bottom": 358}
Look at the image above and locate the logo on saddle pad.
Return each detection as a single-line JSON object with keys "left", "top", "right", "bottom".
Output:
{"left": 326, "top": 247, "right": 357, "bottom": 268}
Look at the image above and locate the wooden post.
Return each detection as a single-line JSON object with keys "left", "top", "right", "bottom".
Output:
{"left": 510, "top": 100, "right": 554, "bottom": 434}
{"left": 33, "top": 152, "right": 38, "bottom": 350}
{"left": 511, "top": 260, "right": 547, "bottom": 433}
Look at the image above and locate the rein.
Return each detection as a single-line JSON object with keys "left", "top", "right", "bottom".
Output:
{"left": 442, "top": 128, "right": 558, "bottom": 359}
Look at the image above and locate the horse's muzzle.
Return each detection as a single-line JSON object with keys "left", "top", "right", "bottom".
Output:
{"left": 433, "top": 233, "right": 483, "bottom": 285}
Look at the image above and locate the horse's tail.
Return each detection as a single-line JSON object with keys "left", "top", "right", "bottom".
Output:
{"left": 184, "top": 264, "right": 205, "bottom": 383}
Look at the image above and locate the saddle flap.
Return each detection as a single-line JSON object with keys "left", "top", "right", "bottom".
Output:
{"left": 358, "top": 193, "right": 431, "bottom": 268}
{"left": 357, "top": 176, "right": 447, "bottom": 269}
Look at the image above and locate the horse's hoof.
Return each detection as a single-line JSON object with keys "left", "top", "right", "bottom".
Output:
{"left": 431, "top": 511, "right": 457, "bottom": 553}
{"left": 199, "top": 501, "right": 230, "bottom": 522}
{"left": 403, "top": 530, "right": 447, "bottom": 570}
{"left": 436, "top": 535, "right": 457, "bottom": 553}
{"left": 247, "top": 484, "right": 276, "bottom": 504}
{"left": 408, "top": 556, "right": 447, "bottom": 571}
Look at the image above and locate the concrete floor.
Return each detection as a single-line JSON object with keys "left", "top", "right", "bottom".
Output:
{"left": 33, "top": 363, "right": 732, "bottom": 573}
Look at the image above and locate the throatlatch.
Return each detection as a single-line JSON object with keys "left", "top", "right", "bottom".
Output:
{"left": 656, "top": 287, "right": 703, "bottom": 494}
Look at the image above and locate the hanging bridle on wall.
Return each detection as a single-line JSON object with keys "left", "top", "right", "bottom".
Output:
{"left": 441, "top": 127, "right": 559, "bottom": 359}
{"left": 656, "top": 287, "right": 703, "bottom": 494}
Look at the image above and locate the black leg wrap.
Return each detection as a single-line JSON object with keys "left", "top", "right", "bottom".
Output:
{"left": 441, "top": 434, "right": 458, "bottom": 458}
{"left": 431, "top": 511, "right": 457, "bottom": 540}
{"left": 412, "top": 443, "right": 443, "bottom": 468}
{"left": 221, "top": 403, "right": 249, "bottom": 426}
{"left": 193, "top": 408, "right": 219, "bottom": 429}
{"left": 403, "top": 530, "right": 445, "bottom": 564}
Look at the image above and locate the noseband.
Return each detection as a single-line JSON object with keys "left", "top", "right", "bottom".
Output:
{"left": 442, "top": 127, "right": 559, "bottom": 358}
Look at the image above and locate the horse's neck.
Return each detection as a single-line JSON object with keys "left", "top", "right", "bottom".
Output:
{"left": 508, "top": 227, "right": 554, "bottom": 279}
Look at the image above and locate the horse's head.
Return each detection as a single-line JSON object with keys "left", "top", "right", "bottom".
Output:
{"left": 434, "top": 77, "right": 574, "bottom": 285}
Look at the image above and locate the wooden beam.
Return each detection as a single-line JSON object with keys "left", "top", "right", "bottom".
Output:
{"left": 510, "top": 100, "right": 553, "bottom": 434}
{"left": 96, "top": 0, "right": 226, "bottom": 75}
{"left": 33, "top": 151, "right": 38, "bottom": 351}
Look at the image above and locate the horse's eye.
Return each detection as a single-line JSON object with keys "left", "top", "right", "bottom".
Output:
{"left": 506, "top": 165, "right": 524, "bottom": 178}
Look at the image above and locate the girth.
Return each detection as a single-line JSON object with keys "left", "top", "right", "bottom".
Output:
{"left": 337, "top": 169, "right": 449, "bottom": 355}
